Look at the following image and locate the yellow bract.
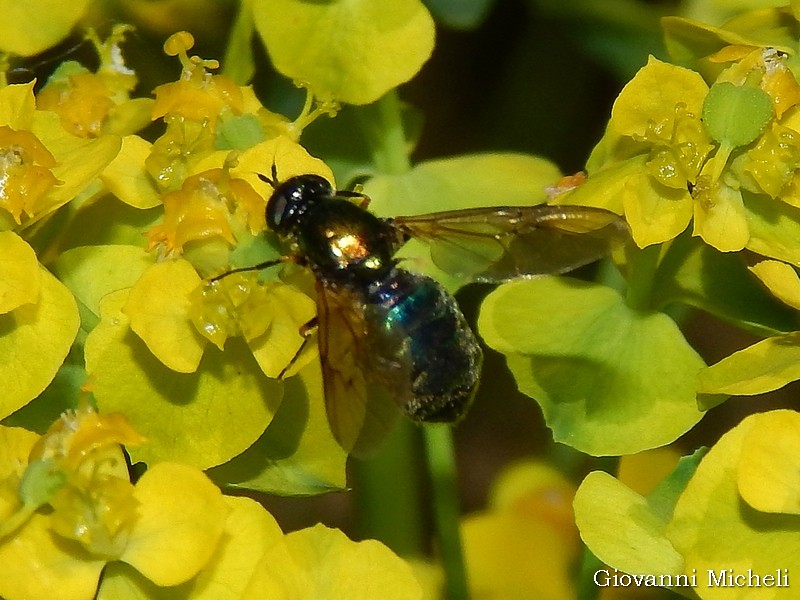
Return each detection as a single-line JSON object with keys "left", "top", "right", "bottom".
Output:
{"left": 0, "top": 83, "right": 121, "bottom": 228}
{"left": 0, "top": 263, "right": 79, "bottom": 420}
{"left": 101, "top": 135, "right": 162, "bottom": 209}
{"left": 749, "top": 260, "right": 800, "bottom": 310}
{"left": 242, "top": 524, "right": 423, "bottom": 599}
{"left": 738, "top": 411, "right": 800, "bottom": 515}
{"left": 669, "top": 411, "right": 800, "bottom": 595}
{"left": 0, "top": 0, "right": 91, "bottom": 56}
{"left": 253, "top": 0, "right": 435, "bottom": 105}
{"left": 0, "top": 231, "right": 40, "bottom": 314}
{"left": 123, "top": 260, "right": 206, "bottom": 373}
{"left": 0, "top": 126, "right": 59, "bottom": 223}
{"left": 86, "top": 290, "right": 283, "bottom": 469}
{"left": 120, "top": 463, "right": 229, "bottom": 586}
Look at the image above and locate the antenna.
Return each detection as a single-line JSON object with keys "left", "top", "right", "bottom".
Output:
{"left": 257, "top": 162, "right": 279, "bottom": 189}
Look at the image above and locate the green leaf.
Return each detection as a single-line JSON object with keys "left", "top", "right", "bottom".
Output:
{"left": 222, "top": 0, "right": 257, "bottom": 85}
{"left": 478, "top": 276, "right": 705, "bottom": 455}
{"left": 702, "top": 82, "right": 773, "bottom": 148}
{"left": 252, "top": 0, "right": 435, "bottom": 105}
{"left": 744, "top": 190, "right": 800, "bottom": 266}
{"left": 662, "top": 11, "right": 797, "bottom": 70}
{"left": 0, "top": 0, "right": 92, "bottom": 56}
{"left": 84, "top": 289, "right": 283, "bottom": 470}
{"left": 54, "top": 245, "right": 154, "bottom": 318}
{"left": 208, "top": 364, "right": 347, "bottom": 496}
{"left": 651, "top": 232, "right": 799, "bottom": 336}
{"left": 424, "top": 0, "right": 495, "bottom": 29}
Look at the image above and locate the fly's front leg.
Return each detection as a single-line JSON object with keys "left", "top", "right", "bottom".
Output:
{"left": 278, "top": 315, "right": 319, "bottom": 379}
{"left": 209, "top": 256, "right": 293, "bottom": 282}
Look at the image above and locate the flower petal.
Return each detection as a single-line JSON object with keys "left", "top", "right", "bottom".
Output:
{"left": 102, "top": 136, "right": 161, "bottom": 209}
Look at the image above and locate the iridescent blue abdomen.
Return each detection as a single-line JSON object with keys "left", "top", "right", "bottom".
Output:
{"left": 366, "top": 268, "right": 483, "bottom": 422}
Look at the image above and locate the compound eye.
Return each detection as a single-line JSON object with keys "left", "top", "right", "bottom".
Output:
{"left": 265, "top": 175, "right": 333, "bottom": 233}
{"left": 265, "top": 189, "right": 290, "bottom": 231}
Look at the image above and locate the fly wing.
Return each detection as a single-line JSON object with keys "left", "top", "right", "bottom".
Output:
{"left": 391, "top": 204, "right": 628, "bottom": 283}
{"left": 315, "top": 279, "right": 404, "bottom": 455}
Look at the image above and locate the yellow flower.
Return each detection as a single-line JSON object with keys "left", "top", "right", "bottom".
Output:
{"left": 144, "top": 165, "right": 263, "bottom": 256}
{"left": 460, "top": 461, "right": 580, "bottom": 600}
{"left": 0, "top": 125, "right": 59, "bottom": 223}
{"left": 0, "top": 406, "right": 230, "bottom": 600}
{"left": 151, "top": 31, "right": 244, "bottom": 129}
{"left": 0, "top": 82, "right": 120, "bottom": 229}
{"left": 36, "top": 26, "right": 151, "bottom": 139}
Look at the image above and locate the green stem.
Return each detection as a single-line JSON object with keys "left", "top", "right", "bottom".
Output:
{"left": 624, "top": 242, "right": 664, "bottom": 311}
{"left": 423, "top": 425, "right": 469, "bottom": 600}
{"left": 355, "top": 90, "right": 412, "bottom": 175}
{"left": 353, "top": 421, "right": 425, "bottom": 557}
{"left": 576, "top": 545, "right": 604, "bottom": 600}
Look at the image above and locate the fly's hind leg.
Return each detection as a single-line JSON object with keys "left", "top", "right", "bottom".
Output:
{"left": 278, "top": 316, "right": 319, "bottom": 379}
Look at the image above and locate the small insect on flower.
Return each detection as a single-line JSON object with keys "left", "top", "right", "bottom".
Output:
{"left": 213, "top": 167, "right": 628, "bottom": 452}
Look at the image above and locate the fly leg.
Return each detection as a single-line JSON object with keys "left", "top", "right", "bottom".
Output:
{"left": 278, "top": 316, "right": 319, "bottom": 379}
{"left": 209, "top": 256, "right": 293, "bottom": 282}
{"left": 336, "top": 188, "right": 370, "bottom": 209}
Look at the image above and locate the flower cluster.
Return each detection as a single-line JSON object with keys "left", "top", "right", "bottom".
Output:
{"left": 0, "top": 407, "right": 421, "bottom": 600}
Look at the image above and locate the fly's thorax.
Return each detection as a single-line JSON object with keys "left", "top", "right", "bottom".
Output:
{"left": 295, "top": 199, "right": 397, "bottom": 283}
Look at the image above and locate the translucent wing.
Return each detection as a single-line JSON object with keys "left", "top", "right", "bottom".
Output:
{"left": 391, "top": 204, "right": 628, "bottom": 283}
{"left": 314, "top": 280, "right": 403, "bottom": 455}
